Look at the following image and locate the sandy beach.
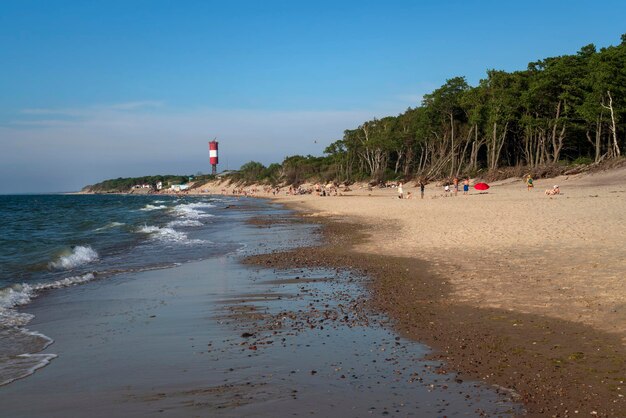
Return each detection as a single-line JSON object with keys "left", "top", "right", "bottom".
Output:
{"left": 195, "top": 166, "right": 626, "bottom": 416}
{"left": 202, "top": 167, "right": 626, "bottom": 339}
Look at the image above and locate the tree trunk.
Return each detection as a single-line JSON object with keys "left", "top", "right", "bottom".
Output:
{"left": 450, "top": 113, "right": 455, "bottom": 177}
{"left": 601, "top": 91, "right": 621, "bottom": 158}
{"left": 550, "top": 100, "right": 566, "bottom": 163}
{"left": 457, "top": 125, "right": 474, "bottom": 175}
{"left": 585, "top": 115, "right": 603, "bottom": 163}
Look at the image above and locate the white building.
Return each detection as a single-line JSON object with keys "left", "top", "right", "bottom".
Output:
{"left": 170, "top": 184, "right": 190, "bottom": 192}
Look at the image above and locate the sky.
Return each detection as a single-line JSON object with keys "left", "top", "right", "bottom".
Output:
{"left": 1, "top": 0, "right": 625, "bottom": 193}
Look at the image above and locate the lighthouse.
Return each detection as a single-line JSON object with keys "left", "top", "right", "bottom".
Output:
{"left": 209, "top": 140, "right": 219, "bottom": 175}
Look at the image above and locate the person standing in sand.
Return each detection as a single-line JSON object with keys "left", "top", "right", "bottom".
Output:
{"left": 453, "top": 177, "right": 459, "bottom": 196}
{"left": 398, "top": 182, "right": 404, "bottom": 199}
{"left": 419, "top": 181, "right": 425, "bottom": 199}
{"left": 526, "top": 175, "right": 534, "bottom": 191}
{"left": 463, "top": 178, "right": 470, "bottom": 195}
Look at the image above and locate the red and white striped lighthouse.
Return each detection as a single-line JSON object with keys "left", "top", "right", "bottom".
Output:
{"left": 209, "top": 140, "right": 219, "bottom": 175}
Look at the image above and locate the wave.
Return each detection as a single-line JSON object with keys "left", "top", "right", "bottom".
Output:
{"left": 0, "top": 271, "right": 97, "bottom": 387}
{"left": 94, "top": 221, "right": 125, "bottom": 231}
{"left": 140, "top": 204, "right": 168, "bottom": 211}
{"left": 173, "top": 202, "right": 215, "bottom": 220}
{"left": 182, "top": 201, "right": 215, "bottom": 208}
{"left": 167, "top": 219, "right": 203, "bottom": 228}
{"left": 0, "top": 352, "right": 58, "bottom": 387}
{"left": 137, "top": 225, "right": 205, "bottom": 244}
{"left": 48, "top": 246, "right": 98, "bottom": 270}
{"left": 0, "top": 273, "right": 96, "bottom": 328}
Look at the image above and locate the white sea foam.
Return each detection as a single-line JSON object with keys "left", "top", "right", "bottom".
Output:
{"left": 32, "top": 273, "right": 96, "bottom": 291}
{"left": 184, "top": 201, "right": 215, "bottom": 208}
{"left": 138, "top": 225, "right": 205, "bottom": 244}
{"left": 94, "top": 222, "right": 125, "bottom": 231}
{"left": 140, "top": 204, "right": 168, "bottom": 211}
{"left": 172, "top": 202, "right": 215, "bottom": 220}
{"left": 0, "top": 272, "right": 96, "bottom": 387}
{"left": 0, "top": 352, "right": 58, "bottom": 387}
{"left": 167, "top": 219, "right": 203, "bottom": 228}
{"left": 48, "top": 246, "right": 98, "bottom": 270}
{"left": 0, "top": 273, "right": 96, "bottom": 328}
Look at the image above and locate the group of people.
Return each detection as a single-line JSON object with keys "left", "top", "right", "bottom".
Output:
{"left": 396, "top": 180, "right": 427, "bottom": 200}
{"left": 397, "top": 177, "right": 473, "bottom": 200}
{"left": 443, "top": 177, "right": 471, "bottom": 196}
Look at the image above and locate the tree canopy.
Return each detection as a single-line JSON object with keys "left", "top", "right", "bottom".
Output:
{"left": 314, "top": 34, "right": 625, "bottom": 183}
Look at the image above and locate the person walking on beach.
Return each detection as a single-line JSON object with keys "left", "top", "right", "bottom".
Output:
{"left": 453, "top": 177, "right": 459, "bottom": 196}
{"left": 397, "top": 182, "right": 404, "bottom": 199}
{"left": 526, "top": 175, "right": 534, "bottom": 191}
{"left": 419, "top": 180, "right": 425, "bottom": 199}
{"left": 463, "top": 178, "right": 470, "bottom": 195}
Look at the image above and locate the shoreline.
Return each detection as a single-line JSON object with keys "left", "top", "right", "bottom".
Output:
{"left": 244, "top": 212, "right": 625, "bottom": 416}
{"left": 0, "top": 198, "right": 523, "bottom": 417}
{"left": 197, "top": 166, "right": 626, "bottom": 336}
{"left": 4, "top": 166, "right": 625, "bottom": 415}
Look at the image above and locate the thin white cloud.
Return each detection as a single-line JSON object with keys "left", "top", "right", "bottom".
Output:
{"left": 1, "top": 104, "right": 395, "bottom": 192}
{"left": 20, "top": 108, "right": 81, "bottom": 116}
{"left": 19, "top": 101, "right": 165, "bottom": 118}
{"left": 9, "top": 119, "right": 78, "bottom": 127}
{"left": 106, "top": 101, "right": 165, "bottom": 110}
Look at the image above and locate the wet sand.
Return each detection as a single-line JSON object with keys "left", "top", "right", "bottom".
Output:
{"left": 224, "top": 165, "right": 626, "bottom": 417}
{"left": 246, "top": 218, "right": 625, "bottom": 416}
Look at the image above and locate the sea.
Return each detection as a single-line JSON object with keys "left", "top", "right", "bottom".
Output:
{"left": 0, "top": 193, "right": 277, "bottom": 387}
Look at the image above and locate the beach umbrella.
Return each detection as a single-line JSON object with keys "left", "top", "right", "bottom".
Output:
{"left": 474, "top": 182, "right": 490, "bottom": 191}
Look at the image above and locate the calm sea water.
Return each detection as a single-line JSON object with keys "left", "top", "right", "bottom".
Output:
{"left": 0, "top": 193, "right": 278, "bottom": 386}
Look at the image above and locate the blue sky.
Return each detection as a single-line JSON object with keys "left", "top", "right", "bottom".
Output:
{"left": 1, "top": 0, "right": 625, "bottom": 192}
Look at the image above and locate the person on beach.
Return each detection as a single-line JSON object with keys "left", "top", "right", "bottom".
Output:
{"left": 545, "top": 185, "right": 560, "bottom": 195}
{"left": 444, "top": 184, "right": 450, "bottom": 196}
{"left": 397, "top": 182, "right": 404, "bottom": 199}
{"left": 419, "top": 181, "right": 425, "bottom": 199}
{"left": 526, "top": 175, "right": 534, "bottom": 191}
{"left": 463, "top": 178, "right": 470, "bottom": 195}
{"left": 453, "top": 177, "right": 459, "bottom": 196}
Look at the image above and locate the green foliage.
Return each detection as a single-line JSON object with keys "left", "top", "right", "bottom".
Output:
{"left": 572, "top": 156, "right": 593, "bottom": 166}
{"left": 87, "top": 175, "right": 193, "bottom": 192}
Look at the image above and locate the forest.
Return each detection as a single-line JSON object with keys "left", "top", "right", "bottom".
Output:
{"left": 238, "top": 34, "right": 626, "bottom": 185}
{"left": 83, "top": 174, "right": 208, "bottom": 193}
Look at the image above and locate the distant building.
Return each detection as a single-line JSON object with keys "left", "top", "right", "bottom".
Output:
{"left": 170, "top": 184, "right": 190, "bottom": 192}
{"left": 156, "top": 181, "right": 163, "bottom": 190}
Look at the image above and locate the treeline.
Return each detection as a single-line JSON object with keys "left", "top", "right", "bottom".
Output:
{"left": 236, "top": 35, "right": 626, "bottom": 185}
{"left": 84, "top": 174, "right": 213, "bottom": 192}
